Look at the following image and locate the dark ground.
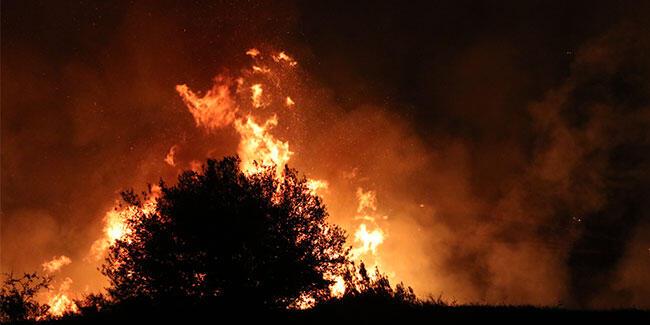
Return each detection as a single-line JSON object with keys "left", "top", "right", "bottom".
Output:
{"left": 34, "top": 297, "right": 648, "bottom": 324}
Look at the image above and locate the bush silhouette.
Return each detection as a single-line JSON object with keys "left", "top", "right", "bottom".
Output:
{"left": 340, "top": 262, "right": 417, "bottom": 304}
{"left": 0, "top": 272, "right": 51, "bottom": 322}
{"left": 102, "top": 157, "right": 348, "bottom": 308}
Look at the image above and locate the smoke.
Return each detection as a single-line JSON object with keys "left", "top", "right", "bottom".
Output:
{"left": 2, "top": 1, "right": 649, "bottom": 309}
{"left": 1, "top": 0, "right": 295, "bottom": 293}
{"left": 372, "top": 25, "right": 650, "bottom": 307}
{"left": 280, "top": 22, "right": 650, "bottom": 307}
{"left": 42, "top": 256, "right": 72, "bottom": 273}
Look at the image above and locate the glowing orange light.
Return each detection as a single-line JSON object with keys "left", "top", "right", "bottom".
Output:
{"left": 176, "top": 77, "right": 237, "bottom": 130}
{"left": 329, "top": 276, "right": 346, "bottom": 298}
{"left": 305, "top": 179, "right": 328, "bottom": 195}
{"left": 285, "top": 96, "right": 295, "bottom": 107}
{"left": 42, "top": 255, "right": 71, "bottom": 273}
{"left": 251, "top": 84, "right": 264, "bottom": 108}
{"left": 165, "top": 145, "right": 177, "bottom": 166}
{"left": 46, "top": 278, "right": 79, "bottom": 318}
{"left": 351, "top": 224, "right": 385, "bottom": 258}
{"left": 246, "top": 48, "right": 260, "bottom": 57}
{"left": 356, "top": 188, "right": 377, "bottom": 213}
{"left": 89, "top": 187, "right": 160, "bottom": 261}
{"left": 272, "top": 51, "right": 298, "bottom": 66}
{"left": 252, "top": 65, "right": 271, "bottom": 74}
{"left": 233, "top": 115, "right": 293, "bottom": 178}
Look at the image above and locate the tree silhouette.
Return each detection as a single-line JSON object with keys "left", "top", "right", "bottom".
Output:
{"left": 102, "top": 157, "right": 348, "bottom": 308}
{"left": 0, "top": 272, "right": 51, "bottom": 322}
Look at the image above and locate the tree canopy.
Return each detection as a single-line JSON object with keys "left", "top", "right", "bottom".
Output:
{"left": 102, "top": 157, "right": 348, "bottom": 307}
{"left": 0, "top": 272, "right": 51, "bottom": 322}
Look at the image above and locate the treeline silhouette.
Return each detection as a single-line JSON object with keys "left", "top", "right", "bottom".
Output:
{"left": 1, "top": 157, "right": 415, "bottom": 322}
{"left": 104, "top": 157, "right": 351, "bottom": 307}
{"left": 2, "top": 157, "right": 646, "bottom": 323}
{"left": 0, "top": 273, "right": 50, "bottom": 322}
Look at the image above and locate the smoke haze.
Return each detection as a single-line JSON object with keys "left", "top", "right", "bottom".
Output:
{"left": 2, "top": 0, "right": 649, "bottom": 308}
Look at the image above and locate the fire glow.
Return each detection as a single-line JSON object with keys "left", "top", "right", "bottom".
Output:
{"left": 37, "top": 48, "right": 395, "bottom": 316}
{"left": 172, "top": 48, "right": 390, "bottom": 292}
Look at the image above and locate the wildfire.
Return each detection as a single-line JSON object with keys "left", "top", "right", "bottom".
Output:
{"left": 42, "top": 255, "right": 72, "bottom": 273}
{"left": 173, "top": 49, "right": 300, "bottom": 178}
{"left": 356, "top": 188, "right": 377, "bottom": 213}
{"left": 245, "top": 48, "right": 260, "bottom": 57}
{"left": 47, "top": 294, "right": 78, "bottom": 318}
{"left": 89, "top": 186, "right": 160, "bottom": 260}
{"left": 352, "top": 224, "right": 384, "bottom": 256}
{"left": 285, "top": 96, "right": 295, "bottom": 108}
{"left": 165, "top": 145, "right": 178, "bottom": 166}
{"left": 272, "top": 51, "right": 298, "bottom": 66}
{"left": 252, "top": 65, "right": 271, "bottom": 74}
{"left": 251, "top": 84, "right": 264, "bottom": 108}
{"left": 329, "top": 276, "right": 346, "bottom": 298}
{"left": 173, "top": 49, "right": 392, "bottom": 298}
{"left": 40, "top": 257, "right": 79, "bottom": 318}
{"left": 349, "top": 188, "right": 386, "bottom": 277}
{"left": 176, "top": 77, "right": 238, "bottom": 130}
{"left": 305, "top": 179, "right": 328, "bottom": 195}
{"left": 44, "top": 48, "right": 394, "bottom": 312}
{"left": 46, "top": 278, "right": 79, "bottom": 318}
{"left": 234, "top": 115, "right": 293, "bottom": 177}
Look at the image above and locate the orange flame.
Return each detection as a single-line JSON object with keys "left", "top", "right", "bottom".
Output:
{"left": 42, "top": 255, "right": 72, "bottom": 273}
{"left": 351, "top": 224, "right": 385, "bottom": 257}
{"left": 89, "top": 186, "right": 160, "bottom": 260}
{"left": 250, "top": 84, "right": 264, "bottom": 108}
{"left": 245, "top": 48, "right": 260, "bottom": 57}
{"left": 46, "top": 278, "right": 79, "bottom": 318}
{"left": 252, "top": 65, "right": 271, "bottom": 74}
{"left": 176, "top": 77, "right": 237, "bottom": 130}
{"left": 305, "top": 179, "right": 328, "bottom": 195}
{"left": 285, "top": 96, "right": 295, "bottom": 108}
{"left": 349, "top": 187, "right": 387, "bottom": 280}
{"left": 272, "top": 51, "right": 298, "bottom": 66}
{"left": 165, "top": 145, "right": 178, "bottom": 166}
{"left": 233, "top": 115, "right": 293, "bottom": 178}
{"left": 173, "top": 49, "right": 394, "bottom": 299}
{"left": 329, "top": 276, "right": 346, "bottom": 298}
{"left": 356, "top": 188, "right": 377, "bottom": 213}
{"left": 39, "top": 47, "right": 400, "bottom": 313}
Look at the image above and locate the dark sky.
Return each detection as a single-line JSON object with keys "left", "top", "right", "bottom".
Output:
{"left": 2, "top": 0, "right": 649, "bottom": 308}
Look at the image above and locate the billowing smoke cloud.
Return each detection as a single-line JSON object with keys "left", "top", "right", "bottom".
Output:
{"left": 225, "top": 23, "right": 649, "bottom": 307}
{"left": 2, "top": 1, "right": 648, "bottom": 309}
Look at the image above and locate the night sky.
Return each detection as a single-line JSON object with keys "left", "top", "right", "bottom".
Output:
{"left": 2, "top": 0, "right": 649, "bottom": 308}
